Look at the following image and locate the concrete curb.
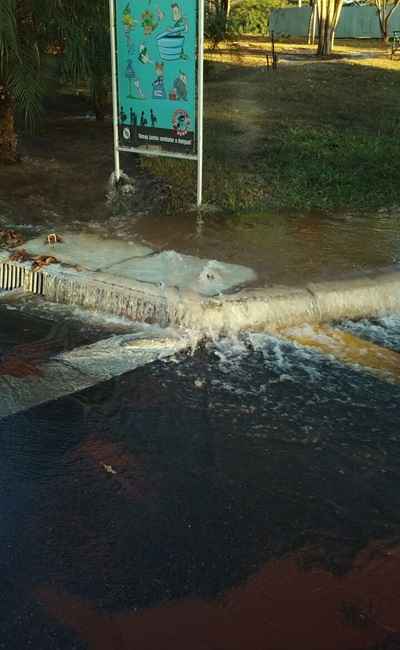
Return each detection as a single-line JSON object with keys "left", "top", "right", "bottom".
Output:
{"left": 1, "top": 257, "right": 400, "bottom": 333}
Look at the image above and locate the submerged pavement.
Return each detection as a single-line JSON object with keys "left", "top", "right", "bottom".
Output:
{"left": 0, "top": 329, "right": 188, "bottom": 419}
{"left": 17, "top": 232, "right": 256, "bottom": 297}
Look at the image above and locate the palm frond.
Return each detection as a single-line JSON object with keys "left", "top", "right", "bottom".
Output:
{"left": 0, "top": 0, "right": 17, "bottom": 76}
{"left": 1, "top": 0, "right": 111, "bottom": 133}
{"left": 10, "top": 45, "right": 45, "bottom": 130}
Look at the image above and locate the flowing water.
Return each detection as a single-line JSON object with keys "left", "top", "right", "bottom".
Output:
{"left": 2, "top": 204, "right": 400, "bottom": 286}
{"left": 1, "top": 297, "right": 400, "bottom": 649}
{"left": 128, "top": 209, "right": 400, "bottom": 286}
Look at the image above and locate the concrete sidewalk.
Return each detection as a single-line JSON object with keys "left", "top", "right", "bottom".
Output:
{"left": 16, "top": 232, "right": 257, "bottom": 297}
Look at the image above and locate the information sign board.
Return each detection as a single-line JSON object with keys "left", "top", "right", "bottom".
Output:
{"left": 114, "top": 0, "right": 198, "bottom": 156}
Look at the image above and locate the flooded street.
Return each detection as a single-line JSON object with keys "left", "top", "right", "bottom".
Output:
{"left": 1, "top": 108, "right": 400, "bottom": 650}
{"left": 2, "top": 192, "right": 400, "bottom": 287}
{"left": 1, "top": 298, "right": 400, "bottom": 649}
{"left": 0, "top": 113, "right": 399, "bottom": 289}
{"left": 120, "top": 208, "right": 400, "bottom": 286}
{"left": 1, "top": 15, "right": 400, "bottom": 648}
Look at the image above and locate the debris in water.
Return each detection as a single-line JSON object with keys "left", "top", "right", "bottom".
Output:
{"left": 102, "top": 463, "right": 117, "bottom": 475}
{"left": 0, "top": 228, "right": 25, "bottom": 249}
{"left": 73, "top": 437, "right": 160, "bottom": 500}
{"left": 8, "top": 248, "right": 58, "bottom": 270}
{"left": 46, "top": 233, "right": 64, "bottom": 245}
{"left": 9, "top": 248, "right": 31, "bottom": 263}
{"left": 32, "top": 255, "right": 58, "bottom": 271}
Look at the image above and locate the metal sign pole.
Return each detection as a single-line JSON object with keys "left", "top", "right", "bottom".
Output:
{"left": 109, "top": 0, "right": 121, "bottom": 183}
{"left": 196, "top": 0, "right": 205, "bottom": 208}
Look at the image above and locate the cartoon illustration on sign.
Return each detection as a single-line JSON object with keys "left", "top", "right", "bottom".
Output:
{"left": 130, "top": 108, "right": 138, "bottom": 127}
{"left": 170, "top": 3, "right": 188, "bottom": 34}
{"left": 172, "top": 108, "right": 191, "bottom": 136}
{"left": 150, "top": 109, "right": 158, "bottom": 127}
{"left": 120, "top": 105, "right": 127, "bottom": 124}
{"left": 116, "top": 0, "right": 196, "bottom": 154}
{"left": 156, "top": 3, "right": 188, "bottom": 61}
{"left": 138, "top": 43, "right": 153, "bottom": 65}
{"left": 172, "top": 70, "right": 188, "bottom": 101}
{"left": 126, "top": 60, "right": 145, "bottom": 99}
{"left": 152, "top": 62, "right": 167, "bottom": 99}
{"left": 122, "top": 4, "right": 136, "bottom": 53}
{"left": 141, "top": 7, "right": 164, "bottom": 35}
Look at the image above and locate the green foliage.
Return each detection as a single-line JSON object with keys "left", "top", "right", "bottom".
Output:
{"left": 0, "top": 0, "right": 110, "bottom": 135}
{"left": 0, "top": 0, "right": 63, "bottom": 130}
{"left": 230, "top": 0, "right": 285, "bottom": 35}
{"left": 142, "top": 155, "right": 267, "bottom": 211}
{"left": 144, "top": 123, "right": 400, "bottom": 212}
{"left": 60, "top": 0, "right": 111, "bottom": 120}
{"left": 143, "top": 54, "right": 400, "bottom": 213}
{"left": 205, "top": 1, "right": 237, "bottom": 48}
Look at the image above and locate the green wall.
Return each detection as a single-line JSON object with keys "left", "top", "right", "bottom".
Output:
{"left": 270, "top": 5, "right": 400, "bottom": 38}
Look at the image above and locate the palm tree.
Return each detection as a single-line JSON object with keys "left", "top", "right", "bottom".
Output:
{"left": 60, "top": 0, "right": 111, "bottom": 121}
{"left": 0, "top": 0, "right": 110, "bottom": 164}
{"left": 0, "top": 1, "right": 61, "bottom": 163}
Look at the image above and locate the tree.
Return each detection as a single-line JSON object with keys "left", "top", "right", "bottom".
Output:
{"left": 0, "top": 1, "right": 57, "bottom": 162}
{"left": 205, "top": 0, "right": 234, "bottom": 46}
{"left": 374, "top": 0, "right": 400, "bottom": 42}
{"left": 59, "top": 0, "right": 111, "bottom": 121}
{"left": 315, "top": 0, "right": 344, "bottom": 56}
{"left": 0, "top": 0, "right": 110, "bottom": 164}
{"left": 307, "top": 0, "right": 318, "bottom": 44}
{"left": 221, "top": 0, "right": 232, "bottom": 19}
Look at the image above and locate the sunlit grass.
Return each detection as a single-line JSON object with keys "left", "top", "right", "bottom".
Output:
{"left": 205, "top": 35, "right": 400, "bottom": 72}
{"left": 144, "top": 37, "right": 400, "bottom": 212}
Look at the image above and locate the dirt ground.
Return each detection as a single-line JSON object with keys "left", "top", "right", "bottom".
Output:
{"left": 0, "top": 101, "right": 167, "bottom": 233}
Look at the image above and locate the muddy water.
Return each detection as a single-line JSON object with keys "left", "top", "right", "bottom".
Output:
{"left": 1, "top": 121, "right": 399, "bottom": 288}
{"left": 3, "top": 199, "right": 399, "bottom": 287}
{"left": 128, "top": 209, "right": 400, "bottom": 286}
{"left": 1, "top": 302, "right": 400, "bottom": 649}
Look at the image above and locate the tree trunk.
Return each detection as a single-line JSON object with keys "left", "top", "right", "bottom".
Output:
{"left": 221, "top": 0, "right": 231, "bottom": 19}
{"left": 383, "top": 17, "right": 389, "bottom": 42}
{"left": 308, "top": 2, "right": 318, "bottom": 44}
{"left": 317, "top": 24, "right": 334, "bottom": 55}
{"left": 375, "top": 0, "right": 400, "bottom": 41}
{"left": 316, "top": 0, "right": 343, "bottom": 56}
{"left": 0, "top": 84, "right": 17, "bottom": 164}
{"left": 376, "top": 1, "right": 387, "bottom": 40}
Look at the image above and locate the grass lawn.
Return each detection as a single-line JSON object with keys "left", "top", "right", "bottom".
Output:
{"left": 144, "top": 36, "right": 400, "bottom": 213}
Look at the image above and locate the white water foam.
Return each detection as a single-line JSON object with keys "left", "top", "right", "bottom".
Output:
{"left": 339, "top": 315, "right": 400, "bottom": 353}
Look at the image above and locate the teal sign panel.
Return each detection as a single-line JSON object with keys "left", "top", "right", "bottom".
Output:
{"left": 114, "top": 0, "right": 197, "bottom": 155}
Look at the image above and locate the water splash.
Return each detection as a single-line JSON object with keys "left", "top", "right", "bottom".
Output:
{"left": 106, "top": 171, "right": 137, "bottom": 207}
